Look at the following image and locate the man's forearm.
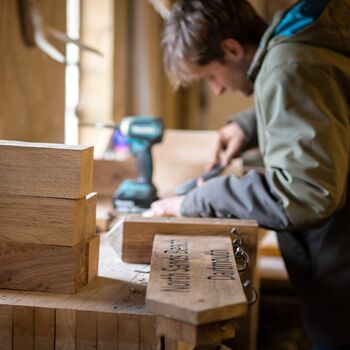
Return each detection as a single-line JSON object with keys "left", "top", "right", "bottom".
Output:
{"left": 181, "top": 170, "right": 291, "bottom": 231}
{"left": 228, "top": 108, "right": 258, "bottom": 151}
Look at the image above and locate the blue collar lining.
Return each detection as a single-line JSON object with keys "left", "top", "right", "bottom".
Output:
{"left": 273, "top": 0, "right": 330, "bottom": 38}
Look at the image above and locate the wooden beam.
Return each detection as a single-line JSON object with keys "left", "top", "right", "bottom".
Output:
{"left": 0, "top": 305, "right": 13, "bottom": 350}
{"left": 112, "top": 215, "right": 258, "bottom": 264}
{"left": 111, "top": 215, "right": 259, "bottom": 350}
{"left": 156, "top": 316, "right": 237, "bottom": 346}
{"left": 113, "top": 0, "right": 131, "bottom": 121}
{"left": 0, "top": 239, "right": 87, "bottom": 293}
{"left": 118, "top": 313, "right": 140, "bottom": 350}
{"left": 13, "top": 306, "right": 34, "bottom": 350}
{"left": 86, "top": 234, "right": 100, "bottom": 283}
{"left": 55, "top": 309, "right": 76, "bottom": 349}
{"left": 0, "top": 141, "right": 93, "bottom": 199}
{"left": 0, "top": 233, "right": 161, "bottom": 349}
{"left": 34, "top": 308, "right": 55, "bottom": 350}
{"left": 83, "top": 192, "right": 98, "bottom": 239}
{"left": 140, "top": 314, "right": 157, "bottom": 350}
{"left": 97, "top": 313, "right": 119, "bottom": 350}
{"left": 76, "top": 311, "right": 98, "bottom": 349}
{"left": 146, "top": 235, "right": 247, "bottom": 325}
{"left": 0, "top": 192, "right": 96, "bottom": 246}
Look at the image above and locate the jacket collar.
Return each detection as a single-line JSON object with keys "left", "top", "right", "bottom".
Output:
{"left": 247, "top": 11, "right": 287, "bottom": 82}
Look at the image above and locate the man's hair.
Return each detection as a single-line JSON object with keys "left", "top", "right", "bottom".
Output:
{"left": 163, "top": 0, "right": 267, "bottom": 88}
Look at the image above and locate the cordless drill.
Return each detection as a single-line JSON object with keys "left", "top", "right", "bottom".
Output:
{"left": 113, "top": 116, "right": 164, "bottom": 213}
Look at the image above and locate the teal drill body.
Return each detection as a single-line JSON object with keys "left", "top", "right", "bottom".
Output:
{"left": 113, "top": 116, "right": 164, "bottom": 212}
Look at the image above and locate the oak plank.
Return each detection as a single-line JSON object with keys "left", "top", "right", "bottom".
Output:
{"left": 86, "top": 235, "right": 100, "bottom": 283}
{"left": 0, "top": 240, "right": 86, "bottom": 293}
{"left": 0, "top": 140, "right": 93, "bottom": 199}
{"left": 0, "top": 193, "right": 97, "bottom": 246}
{"left": 146, "top": 235, "right": 247, "bottom": 325}
{"left": 116, "top": 214, "right": 259, "bottom": 350}
{"left": 34, "top": 307, "right": 55, "bottom": 350}
{"left": 164, "top": 338, "right": 180, "bottom": 350}
{"left": 97, "top": 313, "right": 118, "bottom": 350}
{"left": 0, "top": 233, "right": 149, "bottom": 314}
{"left": 76, "top": 311, "right": 97, "bottom": 350}
{"left": 114, "top": 216, "right": 258, "bottom": 264}
{"left": 139, "top": 314, "right": 157, "bottom": 350}
{"left": 55, "top": 309, "right": 77, "bottom": 350}
{"left": 118, "top": 313, "right": 139, "bottom": 350}
{"left": 156, "top": 316, "right": 236, "bottom": 346}
{"left": 0, "top": 305, "right": 13, "bottom": 350}
{"left": 13, "top": 306, "right": 34, "bottom": 350}
{"left": 0, "top": 234, "right": 152, "bottom": 349}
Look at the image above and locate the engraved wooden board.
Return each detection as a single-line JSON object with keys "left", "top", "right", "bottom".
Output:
{"left": 114, "top": 215, "right": 258, "bottom": 264}
{"left": 146, "top": 235, "right": 247, "bottom": 325}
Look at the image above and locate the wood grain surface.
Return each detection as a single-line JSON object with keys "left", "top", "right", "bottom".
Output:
{"left": 33, "top": 308, "right": 55, "bottom": 350}
{"left": 115, "top": 215, "right": 258, "bottom": 264}
{"left": 0, "top": 0, "right": 66, "bottom": 144}
{"left": 156, "top": 316, "right": 237, "bottom": 346}
{"left": 112, "top": 216, "right": 259, "bottom": 349}
{"left": 0, "top": 240, "right": 86, "bottom": 293}
{"left": 0, "top": 140, "right": 93, "bottom": 199}
{"left": 0, "top": 233, "right": 157, "bottom": 349}
{"left": 0, "top": 192, "right": 97, "bottom": 246}
{"left": 153, "top": 130, "right": 244, "bottom": 198}
{"left": 86, "top": 234, "right": 100, "bottom": 283}
{"left": 146, "top": 235, "right": 247, "bottom": 325}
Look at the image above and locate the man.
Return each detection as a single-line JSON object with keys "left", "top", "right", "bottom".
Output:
{"left": 145, "top": 0, "right": 350, "bottom": 348}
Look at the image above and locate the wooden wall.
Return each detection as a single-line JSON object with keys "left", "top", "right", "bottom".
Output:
{"left": 78, "top": 0, "right": 299, "bottom": 153}
{"left": 79, "top": 0, "right": 182, "bottom": 131}
{"left": 0, "top": 0, "right": 298, "bottom": 145}
{"left": 0, "top": 0, "right": 66, "bottom": 143}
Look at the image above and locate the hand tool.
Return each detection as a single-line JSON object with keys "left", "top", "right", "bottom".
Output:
{"left": 80, "top": 116, "right": 164, "bottom": 213}
{"left": 175, "top": 164, "right": 226, "bottom": 196}
{"left": 112, "top": 116, "right": 164, "bottom": 213}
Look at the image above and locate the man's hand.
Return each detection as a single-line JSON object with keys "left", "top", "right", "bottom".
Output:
{"left": 208, "top": 122, "right": 245, "bottom": 169}
{"left": 142, "top": 196, "right": 185, "bottom": 217}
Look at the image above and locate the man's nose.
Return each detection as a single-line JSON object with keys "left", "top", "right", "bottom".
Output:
{"left": 208, "top": 80, "right": 225, "bottom": 96}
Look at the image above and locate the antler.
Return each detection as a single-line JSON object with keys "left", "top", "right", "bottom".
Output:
{"left": 147, "top": 0, "right": 171, "bottom": 20}
{"left": 18, "top": 0, "right": 102, "bottom": 63}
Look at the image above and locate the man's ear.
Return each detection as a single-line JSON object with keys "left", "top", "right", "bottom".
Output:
{"left": 221, "top": 38, "right": 245, "bottom": 62}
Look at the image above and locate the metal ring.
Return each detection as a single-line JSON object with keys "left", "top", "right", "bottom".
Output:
{"left": 243, "top": 280, "right": 258, "bottom": 305}
{"left": 230, "top": 227, "right": 244, "bottom": 247}
{"left": 234, "top": 245, "right": 250, "bottom": 272}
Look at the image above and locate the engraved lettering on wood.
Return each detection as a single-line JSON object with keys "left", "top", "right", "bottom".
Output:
{"left": 147, "top": 235, "right": 247, "bottom": 325}
{"left": 161, "top": 239, "right": 190, "bottom": 292}
{"left": 205, "top": 250, "right": 235, "bottom": 280}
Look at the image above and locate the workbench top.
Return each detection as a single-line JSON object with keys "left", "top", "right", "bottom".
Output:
{"left": 0, "top": 232, "right": 150, "bottom": 314}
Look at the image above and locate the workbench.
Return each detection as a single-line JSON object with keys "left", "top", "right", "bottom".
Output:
{"left": 0, "top": 225, "right": 259, "bottom": 350}
{"left": 0, "top": 232, "right": 158, "bottom": 350}
{"left": 0, "top": 130, "right": 274, "bottom": 349}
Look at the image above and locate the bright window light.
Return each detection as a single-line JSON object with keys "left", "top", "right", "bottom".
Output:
{"left": 64, "top": 0, "right": 80, "bottom": 145}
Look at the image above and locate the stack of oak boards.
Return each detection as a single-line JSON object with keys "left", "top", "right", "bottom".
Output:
{"left": 0, "top": 140, "right": 99, "bottom": 294}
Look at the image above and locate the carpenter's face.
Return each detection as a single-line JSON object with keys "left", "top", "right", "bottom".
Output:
{"left": 194, "top": 60, "right": 254, "bottom": 97}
